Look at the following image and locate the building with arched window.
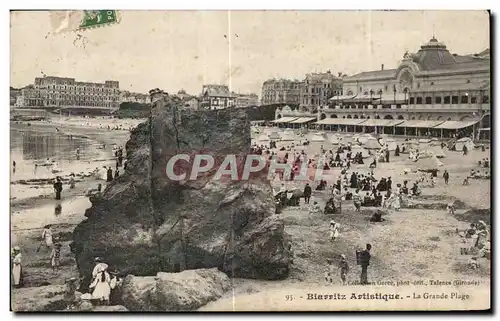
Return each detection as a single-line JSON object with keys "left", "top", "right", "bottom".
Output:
{"left": 324, "top": 37, "right": 489, "bottom": 128}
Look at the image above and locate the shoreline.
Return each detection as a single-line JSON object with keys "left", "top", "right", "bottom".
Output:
{"left": 11, "top": 120, "right": 131, "bottom": 293}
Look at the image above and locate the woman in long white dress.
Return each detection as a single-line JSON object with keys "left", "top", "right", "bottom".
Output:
{"left": 12, "top": 246, "right": 22, "bottom": 288}
{"left": 90, "top": 267, "right": 111, "bottom": 304}
{"left": 392, "top": 185, "right": 402, "bottom": 211}
{"left": 41, "top": 225, "right": 53, "bottom": 248}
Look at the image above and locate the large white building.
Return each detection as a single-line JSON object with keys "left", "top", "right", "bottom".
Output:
{"left": 17, "top": 76, "right": 120, "bottom": 108}
{"left": 275, "top": 37, "right": 490, "bottom": 139}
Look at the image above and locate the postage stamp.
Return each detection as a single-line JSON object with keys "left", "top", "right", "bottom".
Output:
{"left": 10, "top": 10, "right": 491, "bottom": 313}
{"left": 79, "top": 10, "right": 119, "bottom": 30}
{"left": 49, "top": 10, "right": 119, "bottom": 34}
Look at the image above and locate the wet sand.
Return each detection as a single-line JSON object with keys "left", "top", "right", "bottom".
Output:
{"left": 11, "top": 119, "right": 133, "bottom": 290}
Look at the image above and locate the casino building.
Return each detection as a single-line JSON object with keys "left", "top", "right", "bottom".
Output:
{"left": 274, "top": 37, "right": 491, "bottom": 140}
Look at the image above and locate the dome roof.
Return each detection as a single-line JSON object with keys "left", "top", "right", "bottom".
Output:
{"left": 421, "top": 36, "right": 447, "bottom": 49}
{"left": 411, "top": 37, "right": 457, "bottom": 70}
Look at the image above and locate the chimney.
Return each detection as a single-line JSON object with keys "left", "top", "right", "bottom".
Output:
{"left": 381, "top": 64, "right": 384, "bottom": 71}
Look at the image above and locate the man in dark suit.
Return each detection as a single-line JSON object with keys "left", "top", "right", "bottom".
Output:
{"left": 359, "top": 243, "right": 372, "bottom": 285}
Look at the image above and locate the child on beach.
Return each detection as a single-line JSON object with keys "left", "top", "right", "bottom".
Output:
{"left": 338, "top": 254, "right": 349, "bottom": 285}
{"left": 50, "top": 242, "right": 62, "bottom": 271}
{"left": 40, "top": 225, "right": 53, "bottom": 250}
{"left": 69, "top": 174, "right": 75, "bottom": 189}
{"left": 325, "top": 259, "right": 335, "bottom": 284}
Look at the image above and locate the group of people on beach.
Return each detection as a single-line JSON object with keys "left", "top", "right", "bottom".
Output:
{"left": 256, "top": 128, "right": 490, "bottom": 286}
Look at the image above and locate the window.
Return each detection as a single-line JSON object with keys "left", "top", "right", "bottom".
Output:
{"left": 384, "top": 85, "right": 388, "bottom": 92}
{"left": 451, "top": 96, "right": 459, "bottom": 104}
{"left": 396, "top": 104, "right": 401, "bottom": 109}
{"left": 460, "top": 95, "right": 468, "bottom": 104}
{"left": 444, "top": 96, "right": 450, "bottom": 104}
{"left": 360, "top": 87, "right": 362, "bottom": 92}
{"left": 416, "top": 97, "right": 422, "bottom": 104}
{"left": 430, "top": 82, "right": 434, "bottom": 85}
{"left": 482, "top": 95, "right": 489, "bottom": 103}
{"left": 471, "top": 96, "right": 477, "bottom": 103}
{"left": 435, "top": 97, "right": 442, "bottom": 104}
{"left": 409, "top": 97, "right": 415, "bottom": 104}
{"left": 425, "top": 97, "right": 432, "bottom": 104}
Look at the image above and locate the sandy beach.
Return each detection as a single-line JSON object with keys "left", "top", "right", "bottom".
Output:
{"left": 10, "top": 120, "right": 491, "bottom": 311}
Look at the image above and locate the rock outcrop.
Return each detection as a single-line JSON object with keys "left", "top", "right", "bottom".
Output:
{"left": 117, "top": 268, "right": 231, "bottom": 311}
{"left": 72, "top": 97, "right": 291, "bottom": 291}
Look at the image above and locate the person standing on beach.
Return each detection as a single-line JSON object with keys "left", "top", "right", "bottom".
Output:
{"left": 11, "top": 246, "right": 23, "bottom": 288}
{"left": 338, "top": 254, "right": 349, "bottom": 285}
{"left": 50, "top": 241, "right": 62, "bottom": 271}
{"left": 12, "top": 161, "right": 16, "bottom": 174}
{"left": 69, "top": 173, "right": 76, "bottom": 189}
{"left": 53, "top": 177, "right": 63, "bottom": 200}
{"left": 106, "top": 167, "right": 113, "bottom": 182}
{"left": 443, "top": 170, "right": 450, "bottom": 185}
{"left": 358, "top": 244, "right": 372, "bottom": 285}
{"left": 41, "top": 225, "right": 54, "bottom": 250}
{"left": 303, "top": 183, "right": 312, "bottom": 204}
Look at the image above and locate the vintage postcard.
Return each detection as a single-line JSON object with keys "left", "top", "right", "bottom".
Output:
{"left": 10, "top": 10, "right": 491, "bottom": 312}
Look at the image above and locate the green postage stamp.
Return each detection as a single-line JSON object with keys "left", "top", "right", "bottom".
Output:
{"left": 49, "top": 10, "right": 119, "bottom": 34}
{"left": 79, "top": 10, "right": 118, "bottom": 30}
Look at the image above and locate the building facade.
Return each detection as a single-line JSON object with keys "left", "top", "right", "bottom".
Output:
{"left": 300, "top": 71, "right": 343, "bottom": 110}
{"left": 120, "top": 91, "right": 151, "bottom": 104}
{"left": 17, "top": 76, "right": 120, "bottom": 108}
{"left": 261, "top": 79, "right": 303, "bottom": 106}
{"left": 234, "top": 93, "right": 259, "bottom": 108}
{"left": 183, "top": 97, "right": 200, "bottom": 110}
{"left": 320, "top": 37, "right": 490, "bottom": 125}
{"left": 200, "top": 85, "right": 235, "bottom": 110}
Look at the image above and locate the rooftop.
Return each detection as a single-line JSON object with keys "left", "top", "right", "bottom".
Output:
{"left": 345, "top": 37, "right": 490, "bottom": 81}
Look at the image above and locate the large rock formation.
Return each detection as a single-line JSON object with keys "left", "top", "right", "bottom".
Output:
{"left": 72, "top": 96, "right": 291, "bottom": 290}
{"left": 118, "top": 268, "right": 230, "bottom": 311}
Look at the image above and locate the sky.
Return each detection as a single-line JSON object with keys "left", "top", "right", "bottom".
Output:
{"left": 10, "top": 10, "right": 490, "bottom": 96}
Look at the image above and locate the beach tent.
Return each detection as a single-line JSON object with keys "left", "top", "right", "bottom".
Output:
{"left": 408, "top": 155, "right": 443, "bottom": 172}
{"left": 341, "top": 135, "right": 354, "bottom": 144}
{"left": 429, "top": 138, "right": 441, "bottom": 147}
{"left": 269, "top": 132, "right": 281, "bottom": 140}
{"left": 455, "top": 137, "right": 475, "bottom": 151}
{"left": 363, "top": 138, "right": 381, "bottom": 150}
{"left": 406, "top": 140, "right": 420, "bottom": 151}
{"left": 379, "top": 137, "right": 397, "bottom": 151}
{"left": 251, "top": 127, "right": 261, "bottom": 134}
{"left": 418, "top": 138, "right": 430, "bottom": 149}
{"left": 384, "top": 138, "right": 397, "bottom": 151}
{"left": 428, "top": 146, "right": 446, "bottom": 159}
{"left": 258, "top": 134, "right": 270, "bottom": 141}
{"left": 280, "top": 132, "right": 295, "bottom": 141}
{"left": 329, "top": 135, "right": 341, "bottom": 145}
{"left": 351, "top": 147, "right": 371, "bottom": 159}
{"left": 310, "top": 134, "right": 326, "bottom": 142}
